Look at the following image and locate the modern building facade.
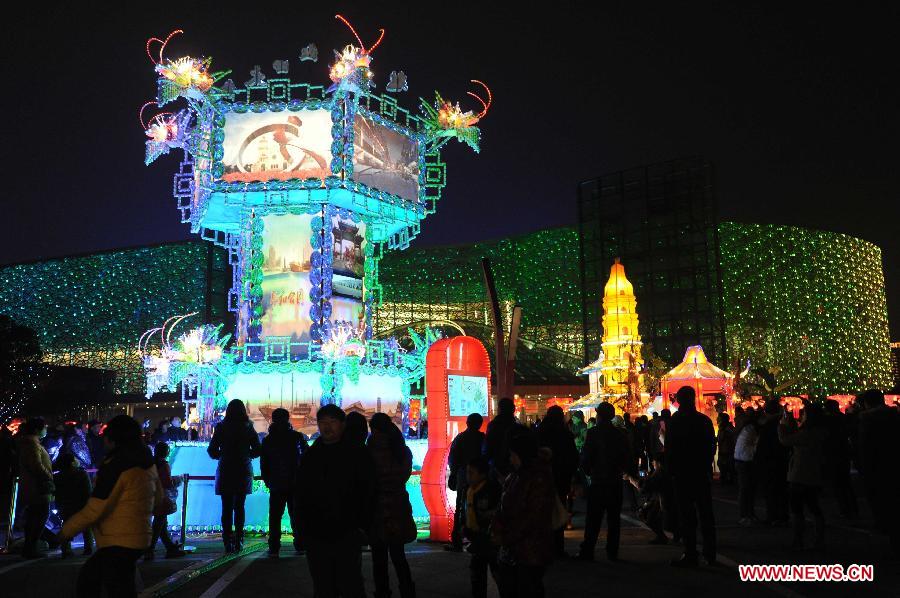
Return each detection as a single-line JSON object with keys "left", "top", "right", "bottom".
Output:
{"left": 718, "top": 219, "right": 892, "bottom": 393}
{"left": 577, "top": 158, "right": 726, "bottom": 369}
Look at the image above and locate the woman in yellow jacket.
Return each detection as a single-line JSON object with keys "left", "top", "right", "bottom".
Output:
{"left": 59, "top": 415, "right": 163, "bottom": 598}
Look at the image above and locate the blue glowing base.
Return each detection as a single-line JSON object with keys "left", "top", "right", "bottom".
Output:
{"left": 166, "top": 439, "right": 431, "bottom": 533}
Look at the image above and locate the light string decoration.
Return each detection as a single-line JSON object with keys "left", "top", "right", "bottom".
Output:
{"left": 420, "top": 80, "right": 492, "bottom": 153}
{"left": 140, "top": 101, "right": 193, "bottom": 165}
{"left": 328, "top": 14, "right": 384, "bottom": 93}
{"left": 136, "top": 17, "right": 490, "bottom": 418}
{"left": 148, "top": 29, "right": 231, "bottom": 108}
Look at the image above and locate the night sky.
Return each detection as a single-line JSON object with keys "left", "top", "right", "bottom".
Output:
{"left": 2, "top": 4, "right": 898, "bottom": 337}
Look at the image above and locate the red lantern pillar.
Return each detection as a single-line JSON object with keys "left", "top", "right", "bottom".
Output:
{"left": 421, "top": 336, "right": 492, "bottom": 542}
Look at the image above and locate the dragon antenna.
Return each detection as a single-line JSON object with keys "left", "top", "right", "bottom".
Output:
{"left": 138, "top": 101, "right": 157, "bottom": 129}
{"left": 366, "top": 29, "right": 385, "bottom": 55}
{"left": 165, "top": 311, "right": 200, "bottom": 348}
{"left": 146, "top": 29, "right": 183, "bottom": 65}
{"left": 335, "top": 15, "right": 365, "bottom": 51}
{"left": 138, "top": 327, "right": 163, "bottom": 355}
{"left": 467, "top": 80, "right": 492, "bottom": 120}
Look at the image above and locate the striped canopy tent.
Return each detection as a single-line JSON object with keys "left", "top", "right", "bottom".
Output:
{"left": 660, "top": 345, "right": 734, "bottom": 414}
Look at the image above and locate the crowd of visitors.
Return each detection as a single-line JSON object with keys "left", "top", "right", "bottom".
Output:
{"left": 0, "top": 386, "right": 897, "bottom": 597}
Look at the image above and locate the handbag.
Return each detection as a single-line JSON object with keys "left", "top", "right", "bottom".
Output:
{"left": 551, "top": 492, "right": 569, "bottom": 530}
{"left": 161, "top": 495, "right": 178, "bottom": 516}
{"left": 157, "top": 488, "right": 178, "bottom": 516}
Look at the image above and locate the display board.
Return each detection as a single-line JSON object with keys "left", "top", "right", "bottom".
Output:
{"left": 330, "top": 212, "right": 366, "bottom": 329}
{"left": 352, "top": 113, "right": 420, "bottom": 202}
{"left": 447, "top": 374, "right": 489, "bottom": 417}
{"left": 260, "top": 214, "right": 315, "bottom": 344}
{"left": 220, "top": 109, "right": 332, "bottom": 183}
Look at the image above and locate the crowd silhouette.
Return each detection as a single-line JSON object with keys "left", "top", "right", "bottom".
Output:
{"left": 0, "top": 386, "right": 898, "bottom": 597}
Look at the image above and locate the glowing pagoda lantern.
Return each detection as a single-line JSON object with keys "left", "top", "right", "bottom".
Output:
{"left": 660, "top": 345, "right": 734, "bottom": 420}
{"left": 573, "top": 259, "right": 648, "bottom": 415}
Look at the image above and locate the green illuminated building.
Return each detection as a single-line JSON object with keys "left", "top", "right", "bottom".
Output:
{"left": 0, "top": 224, "right": 891, "bottom": 396}
{"left": 0, "top": 242, "right": 230, "bottom": 394}
{"left": 719, "top": 222, "right": 892, "bottom": 393}
{"left": 375, "top": 227, "right": 586, "bottom": 390}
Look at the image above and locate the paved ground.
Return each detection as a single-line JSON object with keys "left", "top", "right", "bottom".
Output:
{"left": 1, "top": 480, "right": 897, "bottom": 597}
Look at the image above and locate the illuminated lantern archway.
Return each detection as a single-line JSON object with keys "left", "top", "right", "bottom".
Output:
{"left": 660, "top": 345, "right": 734, "bottom": 420}
{"left": 421, "top": 336, "right": 492, "bottom": 541}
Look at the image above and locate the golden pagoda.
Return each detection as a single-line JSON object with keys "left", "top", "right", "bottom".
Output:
{"left": 572, "top": 258, "right": 647, "bottom": 414}
{"left": 601, "top": 258, "right": 644, "bottom": 411}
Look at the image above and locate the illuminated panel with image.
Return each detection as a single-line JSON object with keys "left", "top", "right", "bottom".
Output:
{"left": 220, "top": 109, "right": 332, "bottom": 183}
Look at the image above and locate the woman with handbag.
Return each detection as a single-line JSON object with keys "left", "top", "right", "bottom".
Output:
{"left": 145, "top": 442, "right": 185, "bottom": 559}
{"left": 491, "top": 431, "right": 556, "bottom": 598}
{"left": 536, "top": 406, "right": 578, "bottom": 557}
{"left": 16, "top": 417, "right": 54, "bottom": 559}
{"left": 208, "top": 399, "right": 261, "bottom": 553}
{"left": 367, "top": 413, "right": 417, "bottom": 598}
{"left": 59, "top": 415, "right": 164, "bottom": 597}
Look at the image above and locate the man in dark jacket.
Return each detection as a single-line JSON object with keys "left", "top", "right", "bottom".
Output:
{"left": 86, "top": 420, "right": 105, "bottom": 468}
{"left": 165, "top": 417, "right": 189, "bottom": 442}
{"left": 261, "top": 408, "right": 308, "bottom": 557}
{"left": 578, "top": 402, "right": 630, "bottom": 561}
{"left": 485, "top": 398, "right": 520, "bottom": 480}
{"left": 754, "top": 400, "right": 791, "bottom": 525}
{"left": 448, "top": 413, "right": 485, "bottom": 550}
{"left": 857, "top": 389, "right": 900, "bottom": 552}
{"left": 463, "top": 456, "right": 502, "bottom": 598}
{"left": 823, "top": 400, "right": 857, "bottom": 518}
{"left": 666, "top": 386, "right": 717, "bottom": 567}
{"left": 296, "top": 404, "right": 376, "bottom": 597}
{"left": 537, "top": 406, "right": 579, "bottom": 557}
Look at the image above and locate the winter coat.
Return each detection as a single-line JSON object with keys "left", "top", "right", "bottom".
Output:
{"left": 208, "top": 420, "right": 261, "bottom": 495}
{"left": 165, "top": 427, "right": 189, "bottom": 442}
{"left": 857, "top": 406, "right": 900, "bottom": 480}
{"left": 53, "top": 466, "right": 92, "bottom": 519}
{"left": 733, "top": 422, "right": 759, "bottom": 462}
{"left": 581, "top": 421, "right": 630, "bottom": 483}
{"left": 295, "top": 437, "right": 376, "bottom": 541}
{"left": 87, "top": 431, "right": 105, "bottom": 466}
{"left": 464, "top": 478, "right": 502, "bottom": 558}
{"left": 778, "top": 420, "right": 827, "bottom": 487}
{"left": 641, "top": 465, "right": 678, "bottom": 533}
{"left": 448, "top": 428, "right": 485, "bottom": 489}
{"left": 755, "top": 416, "right": 790, "bottom": 471}
{"left": 15, "top": 434, "right": 54, "bottom": 504}
{"left": 569, "top": 418, "right": 587, "bottom": 452}
{"left": 485, "top": 415, "right": 518, "bottom": 477}
{"left": 716, "top": 423, "right": 736, "bottom": 468}
{"left": 62, "top": 445, "right": 164, "bottom": 550}
{"left": 0, "top": 432, "right": 15, "bottom": 487}
{"left": 492, "top": 450, "right": 556, "bottom": 567}
{"left": 537, "top": 423, "right": 579, "bottom": 497}
{"left": 65, "top": 432, "right": 93, "bottom": 469}
{"left": 261, "top": 422, "right": 308, "bottom": 494}
{"left": 665, "top": 408, "right": 716, "bottom": 483}
{"left": 367, "top": 432, "right": 416, "bottom": 545}
{"left": 823, "top": 413, "right": 851, "bottom": 472}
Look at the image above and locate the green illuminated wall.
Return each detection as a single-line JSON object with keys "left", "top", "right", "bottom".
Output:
{"left": 719, "top": 222, "right": 892, "bottom": 393}
{"left": 375, "top": 227, "right": 583, "bottom": 358}
{"left": 0, "top": 223, "right": 890, "bottom": 397}
{"left": 0, "top": 242, "right": 225, "bottom": 394}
